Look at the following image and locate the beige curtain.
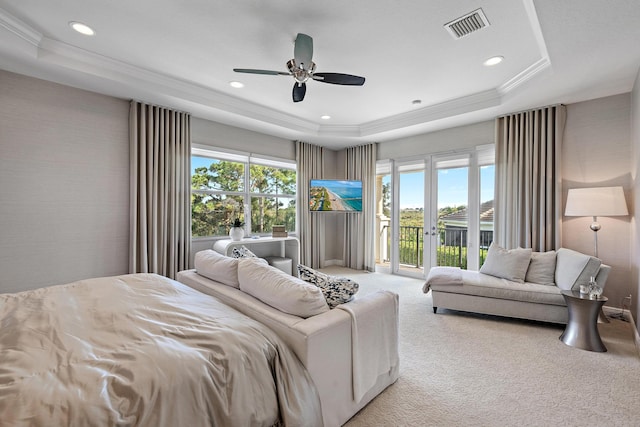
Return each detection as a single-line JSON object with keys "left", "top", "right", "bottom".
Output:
{"left": 129, "top": 101, "right": 191, "bottom": 279}
{"left": 344, "top": 143, "right": 377, "bottom": 271}
{"left": 494, "top": 105, "right": 566, "bottom": 251}
{"left": 296, "top": 141, "right": 324, "bottom": 268}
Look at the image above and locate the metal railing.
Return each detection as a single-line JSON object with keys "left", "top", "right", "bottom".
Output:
{"left": 381, "top": 225, "right": 493, "bottom": 269}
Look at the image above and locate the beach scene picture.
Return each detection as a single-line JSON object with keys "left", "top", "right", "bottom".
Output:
{"left": 309, "top": 179, "right": 362, "bottom": 211}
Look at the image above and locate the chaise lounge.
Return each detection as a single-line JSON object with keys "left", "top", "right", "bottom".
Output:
{"left": 423, "top": 245, "right": 610, "bottom": 324}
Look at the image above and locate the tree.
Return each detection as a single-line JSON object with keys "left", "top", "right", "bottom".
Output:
{"left": 191, "top": 159, "right": 296, "bottom": 237}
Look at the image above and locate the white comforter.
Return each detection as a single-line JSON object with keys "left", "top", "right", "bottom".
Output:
{"left": 0, "top": 273, "right": 322, "bottom": 427}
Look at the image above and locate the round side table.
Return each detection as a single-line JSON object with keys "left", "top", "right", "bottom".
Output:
{"left": 560, "top": 290, "right": 608, "bottom": 352}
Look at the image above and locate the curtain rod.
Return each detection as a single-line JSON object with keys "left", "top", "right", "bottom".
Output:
{"left": 496, "top": 103, "right": 564, "bottom": 119}
{"left": 130, "top": 99, "right": 190, "bottom": 116}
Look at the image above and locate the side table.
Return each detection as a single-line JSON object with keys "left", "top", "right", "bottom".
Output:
{"left": 560, "top": 290, "right": 608, "bottom": 352}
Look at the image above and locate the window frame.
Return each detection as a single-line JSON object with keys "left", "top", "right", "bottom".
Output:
{"left": 191, "top": 146, "right": 297, "bottom": 240}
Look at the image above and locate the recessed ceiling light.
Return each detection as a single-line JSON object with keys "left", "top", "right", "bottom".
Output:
{"left": 69, "top": 21, "right": 95, "bottom": 36}
{"left": 483, "top": 56, "right": 504, "bottom": 66}
{"left": 412, "top": 99, "right": 422, "bottom": 105}
{"left": 321, "top": 115, "right": 331, "bottom": 120}
{"left": 229, "top": 81, "right": 244, "bottom": 88}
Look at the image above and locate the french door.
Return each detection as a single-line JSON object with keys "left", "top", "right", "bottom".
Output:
{"left": 379, "top": 146, "right": 494, "bottom": 278}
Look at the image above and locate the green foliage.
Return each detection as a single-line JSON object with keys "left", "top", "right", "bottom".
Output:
{"left": 191, "top": 158, "right": 296, "bottom": 237}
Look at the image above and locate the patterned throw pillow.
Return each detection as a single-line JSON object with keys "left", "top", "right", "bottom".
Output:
{"left": 297, "top": 264, "right": 359, "bottom": 308}
{"left": 231, "top": 245, "right": 257, "bottom": 258}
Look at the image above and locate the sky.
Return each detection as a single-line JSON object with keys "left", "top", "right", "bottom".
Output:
{"left": 393, "top": 165, "right": 494, "bottom": 209}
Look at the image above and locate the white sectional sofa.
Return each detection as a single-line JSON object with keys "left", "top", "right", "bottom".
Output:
{"left": 178, "top": 250, "right": 399, "bottom": 427}
{"left": 423, "top": 246, "right": 610, "bottom": 324}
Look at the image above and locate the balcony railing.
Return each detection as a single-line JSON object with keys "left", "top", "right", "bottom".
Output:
{"left": 380, "top": 225, "right": 493, "bottom": 269}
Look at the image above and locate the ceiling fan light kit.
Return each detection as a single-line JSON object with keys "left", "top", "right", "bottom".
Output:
{"left": 233, "top": 33, "right": 365, "bottom": 102}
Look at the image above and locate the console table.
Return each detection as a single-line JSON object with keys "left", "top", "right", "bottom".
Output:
{"left": 560, "top": 290, "right": 608, "bottom": 352}
{"left": 213, "top": 237, "right": 300, "bottom": 275}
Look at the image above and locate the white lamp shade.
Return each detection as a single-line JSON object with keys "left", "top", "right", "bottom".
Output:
{"left": 565, "top": 186, "right": 628, "bottom": 217}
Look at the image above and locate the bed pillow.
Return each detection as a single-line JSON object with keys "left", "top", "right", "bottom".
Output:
{"left": 194, "top": 250, "right": 240, "bottom": 288}
{"left": 297, "top": 264, "right": 360, "bottom": 308}
{"left": 479, "top": 242, "right": 532, "bottom": 283}
{"left": 525, "top": 250, "right": 557, "bottom": 285}
{"left": 555, "top": 248, "right": 601, "bottom": 291}
{"left": 238, "top": 258, "right": 329, "bottom": 318}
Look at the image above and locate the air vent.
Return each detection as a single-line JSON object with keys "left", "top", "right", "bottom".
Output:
{"left": 445, "top": 8, "right": 490, "bottom": 39}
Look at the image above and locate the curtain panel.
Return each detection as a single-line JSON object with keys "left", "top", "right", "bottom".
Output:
{"left": 296, "top": 141, "right": 324, "bottom": 268}
{"left": 129, "top": 101, "right": 191, "bottom": 279}
{"left": 494, "top": 105, "right": 566, "bottom": 251}
{"left": 344, "top": 143, "right": 377, "bottom": 271}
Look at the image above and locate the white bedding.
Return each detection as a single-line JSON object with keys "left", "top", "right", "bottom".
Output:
{"left": 0, "top": 273, "right": 322, "bottom": 426}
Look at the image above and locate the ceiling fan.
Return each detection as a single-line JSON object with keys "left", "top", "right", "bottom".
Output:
{"left": 233, "top": 33, "right": 365, "bottom": 102}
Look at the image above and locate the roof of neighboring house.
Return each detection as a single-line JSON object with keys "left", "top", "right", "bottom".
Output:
{"left": 440, "top": 200, "right": 494, "bottom": 224}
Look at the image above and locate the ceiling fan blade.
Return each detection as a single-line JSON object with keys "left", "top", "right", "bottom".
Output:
{"left": 292, "top": 83, "right": 306, "bottom": 102}
{"left": 312, "top": 72, "right": 365, "bottom": 86}
{"left": 294, "top": 33, "right": 313, "bottom": 70}
{"left": 233, "top": 68, "right": 290, "bottom": 76}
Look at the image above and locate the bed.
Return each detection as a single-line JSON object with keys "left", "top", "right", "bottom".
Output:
{"left": 0, "top": 273, "right": 322, "bottom": 426}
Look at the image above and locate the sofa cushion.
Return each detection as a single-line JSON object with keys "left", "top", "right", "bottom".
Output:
{"left": 194, "top": 249, "right": 240, "bottom": 288}
{"left": 429, "top": 269, "right": 566, "bottom": 306}
{"left": 238, "top": 258, "right": 329, "bottom": 318}
{"left": 555, "top": 248, "right": 601, "bottom": 291}
{"left": 479, "top": 242, "right": 532, "bottom": 283}
{"left": 297, "top": 264, "right": 360, "bottom": 308}
{"left": 525, "top": 250, "right": 557, "bottom": 285}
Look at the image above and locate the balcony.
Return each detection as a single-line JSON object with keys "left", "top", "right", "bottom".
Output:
{"left": 379, "top": 225, "right": 493, "bottom": 269}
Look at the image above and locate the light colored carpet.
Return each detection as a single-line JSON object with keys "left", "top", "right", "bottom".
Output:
{"left": 320, "top": 267, "right": 640, "bottom": 427}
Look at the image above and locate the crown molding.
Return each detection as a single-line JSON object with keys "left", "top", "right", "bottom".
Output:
{"left": 359, "top": 89, "right": 502, "bottom": 137}
{"left": 0, "top": 4, "right": 551, "bottom": 143}
{"left": 0, "top": 8, "right": 41, "bottom": 46}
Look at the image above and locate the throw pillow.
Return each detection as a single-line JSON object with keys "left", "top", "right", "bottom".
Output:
{"left": 238, "top": 258, "right": 329, "bottom": 318}
{"left": 479, "top": 242, "right": 532, "bottom": 283}
{"left": 555, "top": 248, "right": 601, "bottom": 291}
{"left": 297, "top": 264, "right": 359, "bottom": 308}
{"left": 525, "top": 250, "right": 557, "bottom": 285}
{"left": 194, "top": 250, "right": 240, "bottom": 288}
{"left": 231, "top": 245, "right": 257, "bottom": 258}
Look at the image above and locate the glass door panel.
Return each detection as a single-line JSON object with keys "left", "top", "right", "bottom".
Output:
{"left": 435, "top": 166, "right": 469, "bottom": 268}
{"left": 397, "top": 164, "right": 425, "bottom": 276}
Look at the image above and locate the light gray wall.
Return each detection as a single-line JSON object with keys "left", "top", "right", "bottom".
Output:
{"left": 0, "top": 70, "right": 130, "bottom": 293}
{"left": 192, "top": 117, "right": 295, "bottom": 159}
{"left": 631, "top": 69, "right": 640, "bottom": 328}
{"left": 562, "top": 93, "right": 633, "bottom": 312}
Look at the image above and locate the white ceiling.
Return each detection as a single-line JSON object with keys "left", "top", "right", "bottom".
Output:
{"left": 1, "top": 0, "right": 639, "bottom": 149}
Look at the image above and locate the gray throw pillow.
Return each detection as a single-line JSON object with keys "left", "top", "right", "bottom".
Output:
{"left": 525, "top": 250, "right": 557, "bottom": 285}
{"left": 479, "top": 242, "right": 532, "bottom": 283}
{"left": 555, "top": 248, "right": 601, "bottom": 291}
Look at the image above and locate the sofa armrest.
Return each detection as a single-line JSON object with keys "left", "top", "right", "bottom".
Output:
{"left": 596, "top": 264, "right": 611, "bottom": 289}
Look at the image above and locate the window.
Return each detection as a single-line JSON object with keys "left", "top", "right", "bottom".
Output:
{"left": 191, "top": 148, "right": 296, "bottom": 238}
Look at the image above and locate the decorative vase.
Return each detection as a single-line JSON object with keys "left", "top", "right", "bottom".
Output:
{"left": 588, "top": 276, "right": 602, "bottom": 299}
{"left": 229, "top": 226, "right": 244, "bottom": 241}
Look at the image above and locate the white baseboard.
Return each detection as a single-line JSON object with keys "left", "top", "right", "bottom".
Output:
{"left": 603, "top": 306, "right": 640, "bottom": 358}
{"left": 322, "top": 259, "right": 344, "bottom": 267}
